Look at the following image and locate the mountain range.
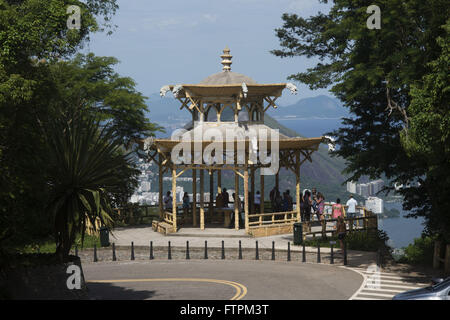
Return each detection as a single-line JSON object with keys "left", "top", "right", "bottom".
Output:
{"left": 267, "top": 95, "right": 349, "bottom": 119}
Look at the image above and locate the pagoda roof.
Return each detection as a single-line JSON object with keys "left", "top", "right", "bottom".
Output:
{"left": 160, "top": 47, "right": 298, "bottom": 99}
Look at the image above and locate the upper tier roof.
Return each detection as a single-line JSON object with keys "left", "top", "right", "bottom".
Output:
{"left": 199, "top": 71, "right": 257, "bottom": 85}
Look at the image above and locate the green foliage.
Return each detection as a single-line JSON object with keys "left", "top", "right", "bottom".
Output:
{"left": 45, "top": 115, "right": 139, "bottom": 260}
{"left": 272, "top": 1, "right": 450, "bottom": 242}
{"left": 14, "top": 233, "right": 101, "bottom": 255}
{"left": 0, "top": 1, "right": 162, "bottom": 257}
{"left": 47, "top": 53, "right": 163, "bottom": 144}
{"left": 399, "top": 236, "right": 436, "bottom": 266}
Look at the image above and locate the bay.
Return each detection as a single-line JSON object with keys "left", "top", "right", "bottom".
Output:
{"left": 378, "top": 202, "right": 425, "bottom": 249}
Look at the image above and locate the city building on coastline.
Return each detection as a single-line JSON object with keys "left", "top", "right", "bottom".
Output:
{"left": 347, "top": 179, "right": 384, "bottom": 198}
{"left": 365, "top": 196, "right": 384, "bottom": 214}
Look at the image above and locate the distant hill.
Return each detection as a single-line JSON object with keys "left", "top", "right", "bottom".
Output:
{"left": 267, "top": 95, "right": 349, "bottom": 119}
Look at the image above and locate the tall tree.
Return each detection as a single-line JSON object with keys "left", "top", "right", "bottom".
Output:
{"left": 272, "top": 1, "right": 450, "bottom": 242}
{"left": 400, "top": 20, "right": 450, "bottom": 240}
{"left": 0, "top": 1, "right": 162, "bottom": 252}
{"left": 0, "top": 0, "right": 118, "bottom": 249}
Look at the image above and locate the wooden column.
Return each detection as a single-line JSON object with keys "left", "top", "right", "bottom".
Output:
{"left": 200, "top": 169, "right": 205, "bottom": 230}
{"left": 172, "top": 167, "right": 177, "bottom": 231}
{"left": 217, "top": 170, "right": 222, "bottom": 194}
{"left": 295, "top": 150, "right": 301, "bottom": 222}
{"left": 244, "top": 167, "right": 249, "bottom": 233}
{"left": 234, "top": 169, "right": 240, "bottom": 230}
{"left": 250, "top": 167, "right": 255, "bottom": 214}
{"left": 260, "top": 170, "right": 264, "bottom": 214}
{"left": 158, "top": 154, "right": 163, "bottom": 220}
{"left": 192, "top": 168, "right": 197, "bottom": 227}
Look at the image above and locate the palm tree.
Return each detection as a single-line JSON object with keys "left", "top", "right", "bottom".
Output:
{"left": 45, "top": 116, "right": 139, "bottom": 261}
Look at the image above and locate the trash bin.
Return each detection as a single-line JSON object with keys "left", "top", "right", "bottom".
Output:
{"left": 293, "top": 222, "right": 303, "bottom": 245}
{"left": 100, "top": 227, "right": 110, "bottom": 247}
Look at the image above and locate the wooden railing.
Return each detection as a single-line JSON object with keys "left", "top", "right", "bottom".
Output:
{"left": 248, "top": 210, "right": 298, "bottom": 227}
{"left": 301, "top": 214, "right": 378, "bottom": 240}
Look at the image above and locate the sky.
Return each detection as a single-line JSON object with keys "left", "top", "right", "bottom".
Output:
{"left": 86, "top": 0, "right": 334, "bottom": 106}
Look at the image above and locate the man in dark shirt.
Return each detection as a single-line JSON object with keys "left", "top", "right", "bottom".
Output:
{"left": 222, "top": 188, "right": 230, "bottom": 207}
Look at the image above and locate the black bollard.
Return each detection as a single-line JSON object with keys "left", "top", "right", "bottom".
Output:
{"left": 94, "top": 244, "right": 98, "bottom": 262}
{"left": 287, "top": 242, "right": 291, "bottom": 261}
{"left": 131, "top": 241, "right": 135, "bottom": 260}
{"left": 168, "top": 241, "right": 171, "bottom": 260}
{"left": 317, "top": 241, "right": 321, "bottom": 263}
{"left": 271, "top": 241, "right": 275, "bottom": 260}
{"left": 330, "top": 243, "right": 334, "bottom": 264}
{"left": 255, "top": 241, "right": 259, "bottom": 260}
{"left": 75, "top": 245, "right": 78, "bottom": 257}
{"left": 302, "top": 242, "right": 306, "bottom": 263}
{"left": 186, "top": 241, "right": 190, "bottom": 260}
{"left": 112, "top": 242, "right": 116, "bottom": 261}
{"left": 343, "top": 241, "right": 348, "bottom": 265}
{"left": 238, "top": 240, "right": 242, "bottom": 259}
{"left": 149, "top": 241, "right": 154, "bottom": 260}
{"left": 221, "top": 240, "right": 225, "bottom": 260}
{"left": 204, "top": 241, "right": 208, "bottom": 259}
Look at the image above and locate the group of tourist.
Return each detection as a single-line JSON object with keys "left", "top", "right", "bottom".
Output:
{"left": 164, "top": 187, "right": 358, "bottom": 250}
{"left": 269, "top": 187, "right": 294, "bottom": 213}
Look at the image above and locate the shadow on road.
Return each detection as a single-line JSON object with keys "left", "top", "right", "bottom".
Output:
{"left": 87, "top": 282, "right": 156, "bottom": 300}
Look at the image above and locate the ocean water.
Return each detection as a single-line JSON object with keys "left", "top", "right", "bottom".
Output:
{"left": 378, "top": 202, "right": 425, "bottom": 249}
{"left": 277, "top": 118, "right": 344, "bottom": 137}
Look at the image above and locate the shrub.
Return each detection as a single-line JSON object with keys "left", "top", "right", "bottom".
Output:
{"left": 400, "top": 236, "right": 436, "bottom": 266}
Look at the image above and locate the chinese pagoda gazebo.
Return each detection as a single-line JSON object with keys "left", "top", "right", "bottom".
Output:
{"left": 145, "top": 48, "right": 326, "bottom": 237}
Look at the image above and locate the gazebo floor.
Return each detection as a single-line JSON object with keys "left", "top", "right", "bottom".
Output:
{"left": 166, "top": 225, "right": 251, "bottom": 238}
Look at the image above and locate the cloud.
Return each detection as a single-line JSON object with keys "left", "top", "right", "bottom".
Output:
{"left": 202, "top": 13, "right": 218, "bottom": 23}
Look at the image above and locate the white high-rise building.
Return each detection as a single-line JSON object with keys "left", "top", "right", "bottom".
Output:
{"left": 359, "top": 183, "right": 370, "bottom": 198}
{"left": 141, "top": 181, "right": 151, "bottom": 192}
{"left": 370, "top": 179, "right": 384, "bottom": 195}
{"left": 365, "top": 197, "right": 384, "bottom": 214}
{"left": 347, "top": 181, "right": 357, "bottom": 194}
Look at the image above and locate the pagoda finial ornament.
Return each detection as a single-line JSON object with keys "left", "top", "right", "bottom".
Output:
{"left": 220, "top": 47, "right": 232, "bottom": 71}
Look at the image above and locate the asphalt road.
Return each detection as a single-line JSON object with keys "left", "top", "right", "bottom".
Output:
{"left": 83, "top": 260, "right": 363, "bottom": 300}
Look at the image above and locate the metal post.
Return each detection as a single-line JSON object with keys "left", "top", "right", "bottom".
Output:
{"left": 75, "top": 245, "right": 78, "bottom": 257}
{"left": 94, "top": 244, "right": 98, "bottom": 262}
{"left": 271, "top": 241, "right": 275, "bottom": 260}
{"left": 238, "top": 240, "right": 242, "bottom": 259}
{"left": 168, "top": 241, "right": 171, "bottom": 260}
{"left": 330, "top": 243, "right": 334, "bottom": 264}
{"left": 344, "top": 241, "right": 348, "bottom": 265}
{"left": 186, "top": 241, "right": 190, "bottom": 260}
{"left": 302, "top": 242, "right": 306, "bottom": 263}
{"left": 112, "top": 243, "right": 116, "bottom": 261}
{"left": 287, "top": 242, "right": 291, "bottom": 261}
{"left": 149, "top": 241, "right": 154, "bottom": 260}
{"left": 317, "top": 241, "right": 321, "bottom": 263}
{"left": 204, "top": 240, "right": 208, "bottom": 259}
{"left": 255, "top": 241, "right": 259, "bottom": 260}
{"left": 221, "top": 240, "right": 225, "bottom": 260}
{"left": 131, "top": 241, "right": 135, "bottom": 260}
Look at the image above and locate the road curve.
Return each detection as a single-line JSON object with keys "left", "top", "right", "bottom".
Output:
{"left": 83, "top": 260, "right": 363, "bottom": 300}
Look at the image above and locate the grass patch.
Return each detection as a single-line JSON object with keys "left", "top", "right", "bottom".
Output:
{"left": 15, "top": 233, "right": 101, "bottom": 254}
